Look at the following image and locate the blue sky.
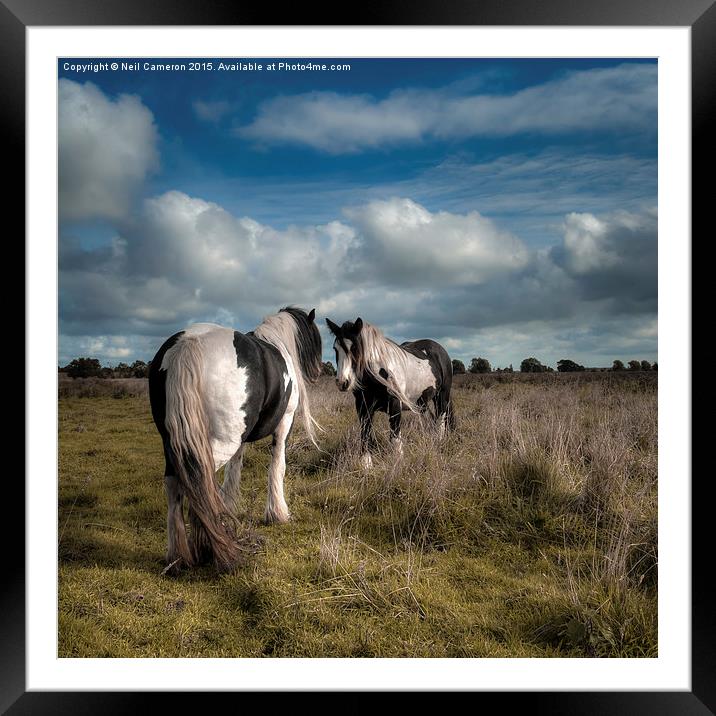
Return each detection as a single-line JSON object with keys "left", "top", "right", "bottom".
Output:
{"left": 58, "top": 58, "right": 657, "bottom": 368}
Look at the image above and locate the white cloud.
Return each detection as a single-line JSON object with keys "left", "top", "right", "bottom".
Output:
{"left": 62, "top": 190, "right": 356, "bottom": 336}
{"left": 561, "top": 213, "right": 619, "bottom": 274}
{"left": 344, "top": 197, "right": 529, "bottom": 286}
{"left": 556, "top": 209, "right": 657, "bottom": 288}
{"left": 60, "top": 192, "right": 657, "bottom": 368}
{"left": 59, "top": 79, "right": 159, "bottom": 221}
{"left": 128, "top": 191, "right": 354, "bottom": 308}
{"left": 66, "top": 335, "right": 133, "bottom": 361}
{"left": 236, "top": 63, "right": 656, "bottom": 153}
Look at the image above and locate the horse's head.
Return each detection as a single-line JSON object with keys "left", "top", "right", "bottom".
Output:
{"left": 326, "top": 316, "right": 364, "bottom": 391}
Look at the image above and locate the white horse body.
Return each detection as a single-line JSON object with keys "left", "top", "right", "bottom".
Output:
{"left": 161, "top": 323, "right": 299, "bottom": 471}
{"left": 149, "top": 307, "right": 321, "bottom": 573}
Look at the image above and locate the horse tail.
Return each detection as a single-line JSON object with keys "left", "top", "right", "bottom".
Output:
{"left": 164, "top": 336, "right": 243, "bottom": 572}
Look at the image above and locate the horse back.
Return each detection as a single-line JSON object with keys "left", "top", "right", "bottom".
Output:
{"left": 401, "top": 339, "right": 453, "bottom": 391}
{"left": 149, "top": 327, "right": 293, "bottom": 451}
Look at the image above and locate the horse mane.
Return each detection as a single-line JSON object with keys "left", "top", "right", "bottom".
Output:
{"left": 355, "top": 322, "right": 420, "bottom": 412}
{"left": 254, "top": 307, "right": 322, "bottom": 445}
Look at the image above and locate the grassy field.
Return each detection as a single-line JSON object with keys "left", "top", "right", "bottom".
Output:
{"left": 58, "top": 372, "right": 657, "bottom": 658}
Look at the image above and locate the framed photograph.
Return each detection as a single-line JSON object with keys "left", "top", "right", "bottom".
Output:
{"left": 14, "top": 1, "right": 706, "bottom": 712}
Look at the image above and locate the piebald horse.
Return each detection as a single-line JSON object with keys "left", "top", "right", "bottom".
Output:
{"left": 326, "top": 317, "right": 455, "bottom": 468}
{"left": 149, "top": 307, "right": 321, "bottom": 573}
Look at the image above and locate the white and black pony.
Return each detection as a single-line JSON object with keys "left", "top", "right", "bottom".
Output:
{"left": 149, "top": 307, "right": 321, "bottom": 574}
{"left": 325, "top": 317, "right": 455, "bottom": 468}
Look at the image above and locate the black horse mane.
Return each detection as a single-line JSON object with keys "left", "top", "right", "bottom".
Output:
{"left": 280, "top": 306, "right": 322, "bottom": 382}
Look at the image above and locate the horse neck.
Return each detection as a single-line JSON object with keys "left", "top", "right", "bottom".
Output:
{"left": 253, "top": 313, "right": 320, "bottom": 445}
{"left": 360, "top": 332, "right": 424, "bottom": 410}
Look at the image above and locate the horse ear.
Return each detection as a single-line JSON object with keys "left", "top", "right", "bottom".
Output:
{"left": 307, "top": 308, "right": 316, "bottom": 323}
{"left": 325, "top": 318, "right": 340, "bottom": 336}
{"left": 354, "top": 317, "right": 363, "bottom": 334}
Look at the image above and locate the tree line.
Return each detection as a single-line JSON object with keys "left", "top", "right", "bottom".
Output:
{"left": 451, "top": 357, "right": 658, "bottom": 374}
{"left": 60, "top": 356, "right": 657, "bottom": 380}
{"left": 60, "top": 357, "right": 341, "bottom": 379}
{"left": 60, "top": 358, "right": 151, "bottom": 379}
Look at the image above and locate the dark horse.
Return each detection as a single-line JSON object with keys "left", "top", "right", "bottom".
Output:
{"left": 149, "top": 307, "right": 321, "bottom": 574}
{"left": 326, "top": 317, "right": 455, "bottom": 468}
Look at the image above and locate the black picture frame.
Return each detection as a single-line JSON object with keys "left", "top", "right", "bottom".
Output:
{"left": 10, "top": 1, "right": 706, "bottom": 712}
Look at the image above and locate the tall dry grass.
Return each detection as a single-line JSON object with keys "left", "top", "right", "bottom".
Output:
{"left": 305, "top": 373, "right": 657, "bottom": 655}
{"left": 59, "top": 376, "right": 149, "bottom": 399}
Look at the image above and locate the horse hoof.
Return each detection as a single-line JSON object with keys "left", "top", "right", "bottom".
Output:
{"left": 264, "top": 508, "right": 291, "bottom": 525}
{"left": 360, "top": 453, "right": 373, "bottom": 470}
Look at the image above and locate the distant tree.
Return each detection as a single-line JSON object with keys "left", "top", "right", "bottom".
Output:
{"left": 469, "top": 357, "right": 491, "bottom": 374}
{"left": 99, "top": 366, "right": 114, "bottom": 379}
{"left": 131, "top": 360, "right": 149, "bottom": 378}
{"left": 321, "top": 361, "right": 336, "bottom": 377}
{"left": 557, "top": 359, "right": 586, "bottom": 372}
{"left": 113, "top": 362, "right": 131, "bottom": 378}
{"left": 612, "top": 360, "right": 625, "bottom": 372}
{"left": 452, "top": 359, "right": 466, "bottom": 375}
{"left": 520, "top": 357, "right": 547, "bottom": 373}
{"left": 506, "top": 364, "right": 514, "bottom": 373}
{"left": 652, "top": 362, "right": 658, "bottom": 372}
{"left": 64, "top": 357, "right": 102, "bottom": 378}
{"left": 640, "top": 360, "right": 651, "bottom": 371}
{"left": 628, "top": 360, "right": 641, "bottom": 371}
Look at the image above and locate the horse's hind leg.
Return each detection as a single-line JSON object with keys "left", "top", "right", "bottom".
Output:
{"left": 446, "top": 398, "right": 456, "bottom": 431}
{"left": 388, "top": 397, "right": 404, "bottom": 458}
{"left": 220, "top": 445, "right": 245, "bottom": 516}
{"left": 164, "top": 475, "right": 193, "bottom": 574}
{"left": 265, "top": 410, "right": 295, "bottom": 524}
{"left": 433, "top": 388, "right": 453, "bottom": 439}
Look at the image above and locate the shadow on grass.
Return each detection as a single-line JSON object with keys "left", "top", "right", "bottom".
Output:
{"left": 59, "top": 513, "right": 266, "bottom": 579}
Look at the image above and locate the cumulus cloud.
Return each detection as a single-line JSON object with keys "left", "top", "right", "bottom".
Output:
{"left": 561, "top": 213, "right": 620, "bottom": 274}
{"left": 60, "top": 185, "right": 657, "bottom": 368}
{"left": 59, "top": 79, "right": 159, "bottom": 221}
{"left": 61, "top": 193, "right": 534, "bottom": 340}
{"left": 125, "top": 191, "right": 353, "bottom": 307}
{"left": 60, "top": 194, "right": 527, "bottom": 350}
{"left": 344, "top": 198, "right": 529, "bottom": 286}
{"left": 236, "top": 63, "right": 656, "bottom": 153}
{"left": 60, "top": 190, "right": 355, "bottom": 340}
{"left": 551, "top": 208, "right": 657, "bottom": 310}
